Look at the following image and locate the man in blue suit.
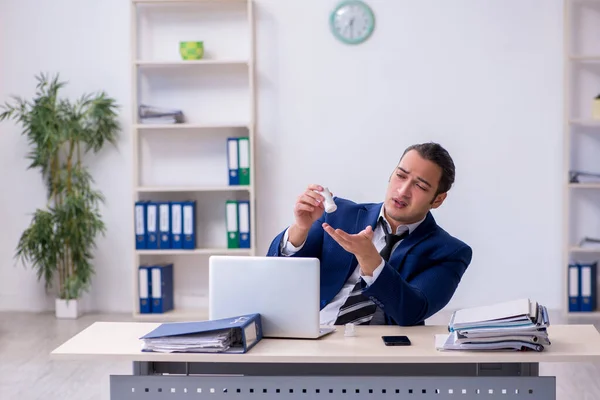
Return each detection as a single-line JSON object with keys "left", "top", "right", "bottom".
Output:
{"left": 267, "top": 142, "right": 472, "bottom": 326}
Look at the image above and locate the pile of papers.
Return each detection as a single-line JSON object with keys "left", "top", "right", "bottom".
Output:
{"left": 138, "top": 104, "right": 185, "bottom": 124}
{"left": 139, "top": 314, "right": 262, "bottom": 354}
{"left": 141, "top": 328, "right": 237, "bottom": 353}
{"left": 569, "top": 170, "right": 600, "bottom": 184}
{"left": 435, "top": 298, "right": 550, "bottom": 352}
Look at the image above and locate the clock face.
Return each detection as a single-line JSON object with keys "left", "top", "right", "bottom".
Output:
{"left": 330, "top": 1, "right": 375, "bottom": 45}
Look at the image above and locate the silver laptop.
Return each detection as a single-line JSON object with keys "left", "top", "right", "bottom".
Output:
{"left": 208, "top": 256, "right": 335, "bottom": 339}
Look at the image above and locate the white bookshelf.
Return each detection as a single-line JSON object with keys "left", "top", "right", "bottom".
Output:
{"left": 131, "top": 0, "right": 256, "bottom": 321}
{"left": 564, "top": 0, "right": 600, "bottom": 316}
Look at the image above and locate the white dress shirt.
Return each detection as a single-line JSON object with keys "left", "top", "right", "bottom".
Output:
{"left": 280, "top": 205, "right": 425, "bottom": 325}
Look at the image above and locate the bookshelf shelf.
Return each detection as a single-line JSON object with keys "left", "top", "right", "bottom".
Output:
{"left": 135, "top": 60, "right": 249, "bottom": 67}
{"left": 133, "top": 307, "right": 209, "bottom": 322}
{"left": 566, "top": 311, "right": 600, "bottom": 318}
{"left": 135, "top": 123, "right": 249, "bottom": 130}
{"left": 133, "top": 0, "right": 246, "bottom": 3}
{"left": 569, "top": 246, "right": 600, "bottom": 253}
{"left": 132, "top": 0, "right": 256, "bottom": 319}
{"left": 136, "top": 248, "right": 252, "bottom": 256}
{"left": 569, "top": 55, "right": 600, "bottom": 62}
{"left": 568, "top": 183, "right": 600, "bottom": 189}
{"left": 569, "top": 119, "right": 600, "bottom": 127}
{"left": 135, "top": 185, "right": 251, "bottom": 193}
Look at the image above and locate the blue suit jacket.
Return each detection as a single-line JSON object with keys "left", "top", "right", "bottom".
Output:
{"left": 266, "top": 197, "right": 473, "bottom": 326}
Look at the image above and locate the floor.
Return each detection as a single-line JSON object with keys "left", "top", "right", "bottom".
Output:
{"left": 1, "top": 311, "right": 599, "bottom": 399}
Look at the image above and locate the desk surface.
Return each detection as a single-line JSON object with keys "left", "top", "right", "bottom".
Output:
{"left": 50, "top": 322, "right": 600, "bottom": 364}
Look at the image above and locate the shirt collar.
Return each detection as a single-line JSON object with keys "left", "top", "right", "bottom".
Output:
{"left": 377, "top": 204, "right": 426, "bottom": 235}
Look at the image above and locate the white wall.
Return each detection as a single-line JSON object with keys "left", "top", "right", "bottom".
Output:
{"left": 0, "top": 0, "right": 132, "bottom": 311}
{"left": 0, "top": 0, "right": 564, "bottom": 313}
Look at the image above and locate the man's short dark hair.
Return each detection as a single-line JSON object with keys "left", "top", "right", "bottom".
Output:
{"left": 401, "top": 142, "right": 455, "bottom": 196}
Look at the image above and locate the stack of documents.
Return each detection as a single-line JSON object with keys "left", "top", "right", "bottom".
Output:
{"left": 435, "top": 298, "right": 550, "bottom": 352}
{"left": 569, "top": 170, "right": 600, "bottom": 184}
{"left": 140, "top": 313, "right": 262, "bottom": 354}
{"left": 138, "top": 104, "right": 185, "bottom": 124}
{"left": 142, "top": 328, "right": 236, "bottom": 353}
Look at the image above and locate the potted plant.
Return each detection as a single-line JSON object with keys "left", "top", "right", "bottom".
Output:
{"left": 0, "top": 73, "right": 120, "bottom": 318}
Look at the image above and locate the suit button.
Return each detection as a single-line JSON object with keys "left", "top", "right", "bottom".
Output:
{"left": 369, "top": 296, "right": 375, "bottom": 301}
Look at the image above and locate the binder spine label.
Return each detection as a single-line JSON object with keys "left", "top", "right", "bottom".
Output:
{"left": 172, "top": 206, "right": 182, "bottom": 235}
{"left": 147, "top": 205, "right": 157, "bottom": 232}
{"left": 582, "top": 267, "right": 592, "bottom": 297}
{"left": 228, "top": 139, "right": 239, "bottom": 169}
{"left": 139, "top": 269, "right": 149, "bottom": 298}
{"left": 228, "top": 138, "right": 240, "bottom": 185}
{"left": 139, "top": 267, "right": 150, "bottom": 314}
{"left": 183, "top": 202, "right": 195, "bottom": 249}
{"left": 151, "top": 267, "right": 163, "bottom": 313}
{"left": 183, "top": 205, "right": 193, "bottom": 235}
{"left": 238, "top": 137, "right": 250, "bottom": 185}
{"left": 226, "top": 201, "right": 239, "bottom": 249}
{"left": 135, "top": 203, "right": 147, "bottom": 250}
{"left": 568, "top": 264, "right": 580, "bottom": 312}
{"left": 146, "top": 204, "right": 158, "bottom": 249}
{"left": 135, "top": 205, "right": 144, "bottom": 235}
{"left": 238, "top": 201, "right": 250, "bottom": 249}
{"left": 171, "top": 204, "right": 182, "bottom": 249}
{"left": 159, "top": 203, "right": 170, "bottom": 249}
{"left": 160, "top": 204, "right": 169, "bottom": 232}
{"left": 151, "top": 268, "right": 162, "bottom": 298}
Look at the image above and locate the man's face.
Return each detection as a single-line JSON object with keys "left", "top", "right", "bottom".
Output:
{"left": 384, "top": 150, "right": 447, "bottom": 225}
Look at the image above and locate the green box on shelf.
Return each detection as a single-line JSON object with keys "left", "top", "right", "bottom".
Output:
{"left": 180, "top": 41, "right": 204, "bottom": 60}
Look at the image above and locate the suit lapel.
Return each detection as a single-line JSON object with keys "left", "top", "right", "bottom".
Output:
{"left": 387, "top": 212, "right": 437, "bottom": 271}
{"left": 343, "top": 203, "right": 382, "bottom": 280}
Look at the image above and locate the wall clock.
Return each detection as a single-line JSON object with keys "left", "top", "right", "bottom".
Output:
{"left": 330, "top": 0, "right": 375, "bottom": 45}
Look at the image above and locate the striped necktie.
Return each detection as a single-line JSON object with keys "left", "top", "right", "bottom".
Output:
{"left": 333, "top": 223, "right": 409, "bottom": 325}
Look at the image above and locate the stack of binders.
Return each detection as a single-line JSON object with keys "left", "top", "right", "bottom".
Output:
{"left": 135, "top": 200, "right": 196, "bottom": 250}
{"left": 568, "top": 261, "right": 598, "bottom": 312}
{"left": 225, "top": 200, "right": 251, "bottom": 249}
{"left": 138, "top": 263, "right": 174, "bottom": 314}
{"left": 435, "top": 298, "right": 551, "bottom": 352}
{"left": 227, "top": 137, "right": 250, "bottom": 186}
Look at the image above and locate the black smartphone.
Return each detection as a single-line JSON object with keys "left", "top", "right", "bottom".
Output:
{"left": 382, "top": 335, "right": 411, "bottom": 346}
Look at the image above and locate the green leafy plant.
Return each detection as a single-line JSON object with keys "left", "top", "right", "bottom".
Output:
{"left": 0, "top": 73, "right": 120, "bottom": 300}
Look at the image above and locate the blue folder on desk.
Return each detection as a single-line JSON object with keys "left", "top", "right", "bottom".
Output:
{"left": 139, "top": 313, "right": 263, "bottom": 354}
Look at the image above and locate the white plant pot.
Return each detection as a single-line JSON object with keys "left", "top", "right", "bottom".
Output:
{"left": 55, "top": 298, "right": 82, "bottom": 319}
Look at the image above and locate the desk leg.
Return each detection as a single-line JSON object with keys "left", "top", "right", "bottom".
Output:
{"left": 133, "top": 362, "right": 155, "bottom": 376}
{"left": 477, "top": 363, "right": 539, "bottom": 377}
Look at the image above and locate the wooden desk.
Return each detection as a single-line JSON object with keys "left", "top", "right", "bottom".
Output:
{"left": 51, "top": 322, "right": 600, "bottom": 399}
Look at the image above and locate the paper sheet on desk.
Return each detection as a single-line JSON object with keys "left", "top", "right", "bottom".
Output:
{"left": 451, "top": 298, "right": 532, "bottom": 326}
